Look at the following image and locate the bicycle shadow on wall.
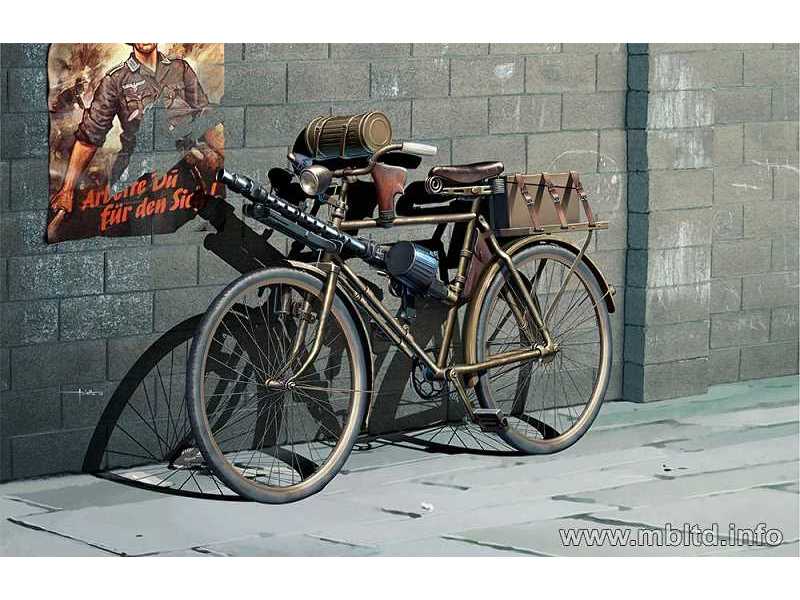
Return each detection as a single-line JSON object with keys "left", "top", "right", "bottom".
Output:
{"left": 82, "top": 198, "right": 518, "bottom": 501}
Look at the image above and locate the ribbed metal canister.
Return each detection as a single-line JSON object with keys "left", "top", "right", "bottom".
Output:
{"left": 304, "top": 111, "right": 392, "bottom": 159}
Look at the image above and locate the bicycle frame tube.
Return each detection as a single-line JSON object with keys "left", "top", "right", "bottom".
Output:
{"left": 280, "top": 178, "right": 563, "bottom": 385}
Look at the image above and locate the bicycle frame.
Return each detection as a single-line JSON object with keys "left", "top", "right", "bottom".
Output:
{"left": 281, "top": 183, "right": 579, "bottom": 415}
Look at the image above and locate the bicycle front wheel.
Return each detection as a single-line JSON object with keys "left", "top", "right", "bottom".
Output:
{"left": 473, "top": 244, "right": 612, "bottom": 455}
{"left": 187, "top": 267, "right": 369, "bottom": 503}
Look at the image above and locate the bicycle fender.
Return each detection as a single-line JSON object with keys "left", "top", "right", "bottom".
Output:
{"left": 502, "top": 236, "right": 616, "bottom": 314}
{"left": 462, "top": 236, "right": 616, "bottom": 386}
{"left": 284, "top": 260, "right": 375, "bottom": 430}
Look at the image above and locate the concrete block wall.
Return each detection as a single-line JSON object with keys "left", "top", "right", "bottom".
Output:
{"left": 623, "top": 43, "right": 799, "bottom": 402}
{"left": 0, "top": 43, "right": 796, "bottom": 480}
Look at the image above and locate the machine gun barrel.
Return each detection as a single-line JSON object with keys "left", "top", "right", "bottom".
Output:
{"left": 217, "top": 169, "right": 384, "bottom": 264}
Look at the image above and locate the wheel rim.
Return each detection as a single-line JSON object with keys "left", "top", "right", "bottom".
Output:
{"left": 195, "top": 275, "right": 364, "bottom": 497}
{"left": 478, "top": 248, "right": 610, "bottom": 448}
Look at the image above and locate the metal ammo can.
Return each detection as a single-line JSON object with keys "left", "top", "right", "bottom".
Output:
{"left": 304, "top": 112, "right": 392, "bottom": 160}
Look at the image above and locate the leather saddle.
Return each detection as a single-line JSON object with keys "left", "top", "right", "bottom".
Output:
{"left": 429, "top": 161, "right": 504, "bottom": 185}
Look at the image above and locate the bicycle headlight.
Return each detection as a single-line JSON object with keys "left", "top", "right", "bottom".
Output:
{"left": 299, "top": 165, "right": 332, "bottom": 196}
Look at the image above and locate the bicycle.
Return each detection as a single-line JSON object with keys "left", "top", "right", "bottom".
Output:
{"left": 186, "top": 113, "right": 616, "bottom": 503}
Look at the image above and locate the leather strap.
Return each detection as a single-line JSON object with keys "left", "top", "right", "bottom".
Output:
{"left": 516, "top": 173, "right": 541, "bottom": 231}
{"left": 543, "top": 172, "right": 568, "bottom": 229}
{"left": 570, "top": 170, "right": 595, "bottom": 226}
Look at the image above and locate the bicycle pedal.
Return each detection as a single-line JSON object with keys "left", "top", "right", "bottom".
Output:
{"left": 472, "top": 408, "right": 508, "bottom": 433}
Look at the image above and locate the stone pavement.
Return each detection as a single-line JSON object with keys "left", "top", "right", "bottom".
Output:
{"left": 1, "top": 375, "right": 797, "bottom": 556}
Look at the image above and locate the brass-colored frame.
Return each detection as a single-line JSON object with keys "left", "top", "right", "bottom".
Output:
{"left": 277, "top": 174, "right": 611, "bottom": 418}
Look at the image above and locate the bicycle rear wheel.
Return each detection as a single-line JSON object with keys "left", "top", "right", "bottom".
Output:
{"left": 473, "top": 244, "right": 612, "bottom": 455}
{"left": 187, "top": 267, "right": 368, "bottom": 503}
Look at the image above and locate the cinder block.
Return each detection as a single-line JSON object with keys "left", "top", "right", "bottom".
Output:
{"left": 709, "top": 348, "right": 740, "bottom": 384}
{"left": 712, "top": 125, "right": 744, "bottom": 167}
{"left": 744, "top": 122, "right": 799, "bottom": 164}
{"left": 649, "top": 44, "right": 714, "bottom": 53}
{"left": 154, "top": 105, "right": 243, "bottom": 151}
{"left": 627, "top": 55, "right": 649, "bottom": 91}
{"left": 648, "top": 169, "right": 713, "bottom": 210}
{"left": 771, "top": 84, "right": 799, "bottom": 121}
{"left": 644, "top": 246, "right": 711, "bottom": 287}
{"left": 647, "top": 91, "right": 714, "bottom": 129}
{"left": 0, "top": 211, "right": 53, "bottom": 256}
{"left": 742, "top": 271, "right": 799, "bottom": 309}
{"left": 712, "top": 239, "right": 772, "bottom": 277}
{"left": 154, "top": 285, "right": 223, "bottom": 332}
{"left": 744, "top": 200, "right": 798, "bottom": 237}
{"left": 8, "top": 253, "right": 104, "bottom": 300}
{"left": 626, "top": 356, "right": 710, "bottom": 402}
{"left": 526, "top": 54, "right": 595, "bottom": 93}
{"left": 490, "top": 44, "right": 561, "bottom": 54}
{"left": 106, "top": 246, "right": 198, "bottom": 292}
{"left": 0, "top": 348, "right": 8, "bottom": 392}
{"left": 598, "top": 129, "right": 626, "bottom": 173}
{"left": 711, "top": 309, "right": 770, "bottom": 348}
{"left": 246, "top": 43, "right": 328, "bottom": 61}
{"left": 0, "top": 299, "right": 59, "bottom": 346}
{"left": 645, "top": 207, "right": 713, "bottom": 249}
{"left": 563, "top": 44, "right": 624, "bottom": 54}
{"left": 413, "top": 44, "right": 488, "bottom": 56}
{"left": 332, "top": 100, "right": 412, "bottom": 139}
{"left": 6, "top": 68, "right": 47, "bottom": 112}
{"left": 0, "top": 387, "right": 61, "bottom": 436}
{"left": 628, "top": 284, "right": 711, "bottom": 326}
{"left": 638, "top": 320, "right": 711, "bottom": 364}
{"left": 597, "top": 53, "right": 627, "bottom": 91}
{"left": 224, "top": 147, "right": 291, "bottom": 184}
{"left": 330, "top": 44, "right": 410, "bottom": 59}
{"left": 526, "top": 131, "right": 599, "bottom": 173}
{"left": 713, "top": 164, "right": 771, "bottom": 203}
{"left": 0, "top": 160, "right": 8, "bottom": 209}
{"left": 772, "top": 233, "right": 799, "bottom": 271}
{"left": 223, "top": 44, "right": 244, "bottom": 62}
{"left": 10, "top": 339, "right": 106, "bottom": 390}
{"left": 773, "top": 165, "right": 800, "bottom": 201}
{"left": 712, "top": 204, "right": 743, "bottom": 240}
{"left": 107, "top": 329, "right": 192, "bottom": 382}
{"left": 488, "top": 95, "right": 560, "bottom": 134}
{"left": 222, "top": 62, "right": 286, "bottom": 106}
{"left": 715, "top": 87, "right": 772, "bottom": 124}
{"left": 9, "top": 427, "right": 96, "bottom": 478}
{"left": 744, "top": 49, "right": 799, "bottom": 85}
{"left": 649, "top": 52, "right": 741, "bottom": 90}
{"left": 371, "top": 58, "right": 448, "bottom": 99}
{"left": 771, "top": 306, "right": 799, "bottom": 342}
{"left": 711, "top": 277, "right": 743, "bottom": 314}
{"left": 646, "top": 129, "right": 714, "bottom": 170}
{"left": 198, "top": 247, "right": 242, "bottom": 285}
{"left": 60, "top": 292, "right": 153, "bottom": 341}
{"left": 245, "top": 103, "right": 329, "bottom": 147}
{"left": 452, "top": 135, "right": 526, "bottom": 174}
{"left": 1, "top": 112, "right": 48, "bottom": 159}
{"left": 625, "top": 91, "right": 648, "bottom": 129}
{"left": 0, "top": 44, "right": 47, "bottom": 68}
{"left": 627, "top": 44, "right": 649, "bottom": 55}
{"left": 562, "top": 92, "right": 626, "bottom": 130}
{"left": 413, "top": 97, "right": 487, "bottom": 138}
{"left": 451, "top": 57, "right": 524, "bottom": 97}
{"left": 738, "top": 341, "right": 798, "bottom": 380}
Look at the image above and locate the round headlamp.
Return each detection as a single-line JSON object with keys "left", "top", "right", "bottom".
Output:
{"left": 299, "top": 165, "right": 332, "bottom": 196}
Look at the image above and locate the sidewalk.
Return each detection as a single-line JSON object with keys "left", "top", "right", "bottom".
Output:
{"left": 1, "top": 375, "right": 797, "bottom": 556}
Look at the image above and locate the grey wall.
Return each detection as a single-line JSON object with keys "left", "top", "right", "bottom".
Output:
{"left": 0, "top": 43, "right": 796, "bottom": 481}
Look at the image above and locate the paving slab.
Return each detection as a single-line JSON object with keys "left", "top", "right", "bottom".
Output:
{"left": 9, "top": 493, "right": 402, "bottom": 556}
{"left": 199, "top": 533, "right": 379, "bottom": 556}
{"left": 7, "top": 477, "right": 168, "bottom": 510}
{"left": 583, "top": 488, "right": 799, "bottom": 545}
{"left": 0, "top": 519, "right": 114, "bottom": 557}
{"left": 444, "top": 517, "right": 736, "bottom": 557}
{"left": 306, "top": 497, "right": 620, "bottom": 547}
{"left": 557, "top": 460, "right": 798, "bottom": 509}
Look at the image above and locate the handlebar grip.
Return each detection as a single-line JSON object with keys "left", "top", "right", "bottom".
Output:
{"left": 401, "top": 142, "right": 438, "bottom": 157}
